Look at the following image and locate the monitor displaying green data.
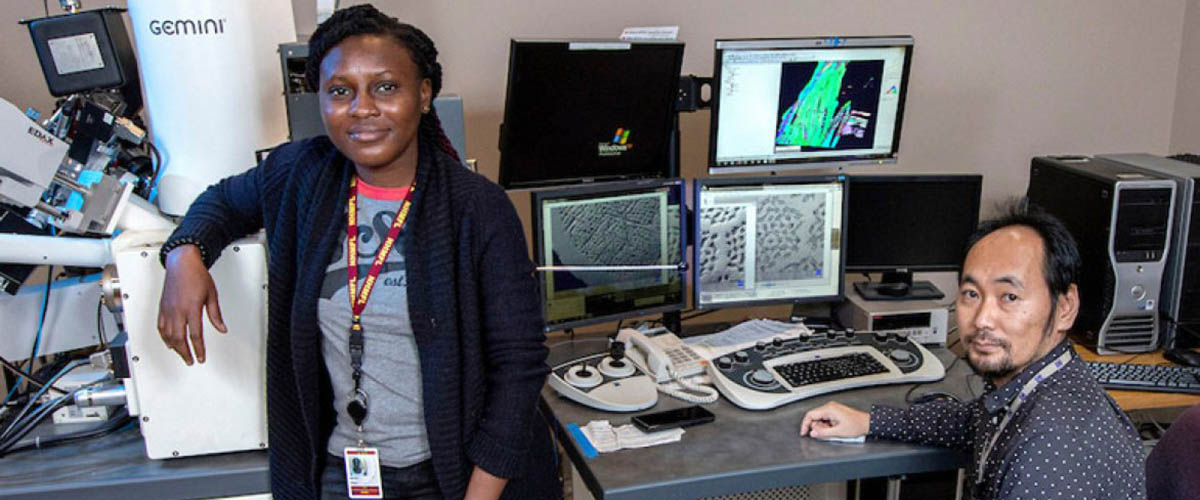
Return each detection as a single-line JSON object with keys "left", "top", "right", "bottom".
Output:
{"left": 709, "top": 37, "right": 913, "bottom": 174}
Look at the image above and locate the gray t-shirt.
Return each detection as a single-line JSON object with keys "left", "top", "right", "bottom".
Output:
{"left": 318, "top": 188, "right": 430, "bottom": 467}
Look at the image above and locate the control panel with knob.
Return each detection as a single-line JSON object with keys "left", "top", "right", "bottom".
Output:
{"left": 707, "top": 330, "right": 946, "bottom": 410}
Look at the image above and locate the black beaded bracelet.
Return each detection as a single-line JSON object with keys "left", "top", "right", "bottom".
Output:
{"left": 159, "top": 237, "right": 211, "bottom": 268}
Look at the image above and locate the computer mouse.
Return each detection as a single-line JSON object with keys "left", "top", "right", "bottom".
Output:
{"left": 876, "top": 282, "right": 911, "bottom": 296}
{"left": 1163, "top": 348, "right": 1200, "bottom": 368}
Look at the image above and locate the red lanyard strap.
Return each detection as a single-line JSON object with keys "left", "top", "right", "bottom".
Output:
{"left": 344, "top": 176, "right": 416, "bottom": 428}
{"left": 347, "top": 177, "right": 416, "bottom": 320}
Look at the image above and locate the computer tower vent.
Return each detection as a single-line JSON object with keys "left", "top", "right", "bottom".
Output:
{"left": 1102, "top": 314, "right": 1156, "bottom": 350}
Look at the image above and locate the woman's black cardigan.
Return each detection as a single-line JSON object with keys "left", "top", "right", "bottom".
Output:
{"left": 164, "top": 136, "right": 557, "bottom": 499}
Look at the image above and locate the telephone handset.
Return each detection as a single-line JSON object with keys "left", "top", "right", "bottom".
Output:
{"left": 615, "top": 328, "right": 706, "bottom": 384}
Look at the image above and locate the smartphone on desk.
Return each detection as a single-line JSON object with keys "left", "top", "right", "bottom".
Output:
{"left": 632, "top": 405, "right": 715, "bottom": 433}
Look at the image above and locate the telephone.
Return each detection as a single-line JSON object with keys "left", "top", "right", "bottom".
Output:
{"left": 615, "top": 328, "right": 705, "bottom": 383}
{"left": 616, "top": 328, "right": 718, "bottom": 404}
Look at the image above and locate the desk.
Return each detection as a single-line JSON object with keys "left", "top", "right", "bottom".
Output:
{"left": 542, "top": 344, "right": 979, "bottom": 500}
{"left": 1074, "top": 345, "right": 1200, "bottom": 411}
{"left": 0, "top": 423, "right": 268, "bottom": 500}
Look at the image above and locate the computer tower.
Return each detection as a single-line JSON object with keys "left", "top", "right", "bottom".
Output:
{"left": 1096, "top": 153, "right": 1200, "bottom": 349}
{"left": 1027, "top": 156, "right": 1175, "bottom": 354}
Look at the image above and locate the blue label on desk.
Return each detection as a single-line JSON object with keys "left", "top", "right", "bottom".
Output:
{"left": 566, "top": 423, "right": 598, "bottom": 459}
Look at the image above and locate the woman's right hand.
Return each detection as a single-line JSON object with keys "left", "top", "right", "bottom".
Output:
{"left": 157, "top": 244, "right": 227, "bottom": 365}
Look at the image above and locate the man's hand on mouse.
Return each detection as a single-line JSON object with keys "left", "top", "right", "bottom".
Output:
{"left": 800, "top": 401, "right": 870, "bottom": 439}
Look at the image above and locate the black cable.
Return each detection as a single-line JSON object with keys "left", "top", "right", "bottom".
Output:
{"left": 904, "top": 355, "right": 964, "bottom": 404}
{"left": 28, "top": 266, "right": 53, "bottom": 361}
{"left": 95, "top": 296, "right": 108, "bottom": 349}
{"left": 680, "top": 309, "right": 718, "bottom": 322}
{"left": 0, "top": 408, "right": 130, "bottom": 457}
{"left": 0, "top": 356, "right": 65, "bottom": 394}
{"left": 18, "top": 266, "right": 54, "bottom": 394}
{"left": 42, "top": 0, "right": 48, "bottom": 17}
{"left": 0, "top": 395, "right": 72, "bottom": 452}
{"left": 144, "top": 141, "right": 163, "bottom": 189}
{"left": 0, "top": 375, "right": 108, "bottom": 451}
{"left": 0, "top": 359, "right": 87, "bottom": 440}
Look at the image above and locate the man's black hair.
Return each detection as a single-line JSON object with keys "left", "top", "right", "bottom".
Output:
{"left": 964, "top": 197, "right": 1082, "bottom": 315}
{"left": 304, "top": 4, "right": 459, "bottom": 161}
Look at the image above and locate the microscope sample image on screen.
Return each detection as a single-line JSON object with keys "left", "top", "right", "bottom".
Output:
{"left": 699, "top": 193, "right": 828, "bottom": 293}
{"left": 699, "top": 205, "right": 749, "bottom": 292}
{"left": 547, "top": 192, "right": 671, "bottom": 288}
{"left": 756, "top": 193, "right": 827, "bottom": 280}
{"left": 774, "top": 60, "right": 884, "bottom": 151}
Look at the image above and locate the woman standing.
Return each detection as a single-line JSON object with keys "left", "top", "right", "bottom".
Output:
{"left": 156, "top": 5, "right": 557, "bottom": 499}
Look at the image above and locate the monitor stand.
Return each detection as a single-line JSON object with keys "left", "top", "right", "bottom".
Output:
{"left": 854, "top": 271, "right": 945, "bottom": 301}
{"left": 662, "top": 311, "right": 682, "bottom": 334}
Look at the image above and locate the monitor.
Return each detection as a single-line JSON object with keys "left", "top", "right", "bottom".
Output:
{"left": 708, "top": 36, "right": 914, "bottom": 175}
{"left": 533, "top": 178, "right": 687, "bottom": 331}
{"left": 844, "top": 174, "right": 982, "bottom": 300}
{"left": 499, "top": 39, "right": 685, "bottom": 189}
{"left": 693, "top": 175, "right": 847, "bottom": 309}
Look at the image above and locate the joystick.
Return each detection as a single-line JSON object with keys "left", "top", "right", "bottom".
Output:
{"left": 547, "top": 340, "right": 658, "bottom": 412}
{"left": 565, "top": 364, "right": 602, "bottom": 388}
{"left": 598, "top": 340, "right": 636, "bottom": 378}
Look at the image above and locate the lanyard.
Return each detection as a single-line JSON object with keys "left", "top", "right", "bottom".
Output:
{"left": 975, "top": 349, "right": 1074, "bottom": 485}
{"left": 344, "top": 176, "right": 416, "bottom": 435}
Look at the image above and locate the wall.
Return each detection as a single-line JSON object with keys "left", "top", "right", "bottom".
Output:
{"left": 297, "top": 0, "right": 1187, "bottom": 217}
{"left": 0, "top": 1, "right": 1189, "bottom": 335}
{"left": 0, "top": 1, "right": 1186, "bottom": 208}
{"left": 1171, "top": 0, "right": 1200, "bottom": 153}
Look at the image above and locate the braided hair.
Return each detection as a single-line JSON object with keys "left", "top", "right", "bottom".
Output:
{"left": 305, "top": 4, "right": 460, "bottom": 162}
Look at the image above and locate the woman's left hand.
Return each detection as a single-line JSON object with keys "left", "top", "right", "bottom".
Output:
{"left": 463, "top": 466, "right": 508, "bottom": 500}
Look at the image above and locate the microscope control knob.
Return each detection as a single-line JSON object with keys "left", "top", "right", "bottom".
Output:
{"left": 750, "top": 369, "right": 775, "bottom": 385}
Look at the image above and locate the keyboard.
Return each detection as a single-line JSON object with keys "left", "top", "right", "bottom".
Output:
{"left": 1167, "top": 153, "right": 1200, "bottom": 165}
{"left": 775, "top": 352, "right": 889, "bottom": 387}
{"left": 1086, "top": 361, "right": 1200, "bottom": 394}
{"left": 708, "top": 330, "right": 946, "bottom": 410}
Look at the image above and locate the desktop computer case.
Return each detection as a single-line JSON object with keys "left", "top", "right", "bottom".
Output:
{"left": 1027, "top": 157, "right": 1175, "bottom": 354}
{"left": 1097, "top": 153, "right": 1200, "bottom": 348}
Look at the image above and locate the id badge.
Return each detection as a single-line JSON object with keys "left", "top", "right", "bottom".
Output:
{"left": 343, "top": 447, "right": 383, "bottom": 499}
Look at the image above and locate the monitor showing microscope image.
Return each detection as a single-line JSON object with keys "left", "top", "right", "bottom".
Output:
{"left": 533, "top": 178, "right": 686, "bottom": 331}
{"left": 693, "top": 176, "right": 846, "bottom": 309}
{"left": 709, "top": 37, "right": 913, "bottom": 174}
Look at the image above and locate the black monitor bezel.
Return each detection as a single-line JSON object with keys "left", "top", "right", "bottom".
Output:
{"left": 532, "top": 177, "right": 689, "bottom": 332}
{"left": 499, "top": 39, "right": 685, "bottom": 190}
{"left": 707, "top": 36, "right": 914, "bottom": 175}
{"left": 843, "top": 174, "right": 983, "bottom": 273}
{"left": 692, "top": 174, "right": 848, "bottom": 310}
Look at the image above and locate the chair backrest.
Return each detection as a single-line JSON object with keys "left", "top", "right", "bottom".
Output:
{"left": 1146, "top": 403, "right": 1200, "bottom": 500}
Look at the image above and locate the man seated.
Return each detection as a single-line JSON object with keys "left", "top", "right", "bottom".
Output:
{"left": 801, "top": 200, "right": 1146, "bottom": 499}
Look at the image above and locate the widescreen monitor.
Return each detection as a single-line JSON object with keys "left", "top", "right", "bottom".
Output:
{"left": 844, "top": 174, "right": 982, "bottom": 300}
{"left": 693, "top": 176, "right": 847, "bottom": 309}
{"left": 533, "top": 178, "right": 687, "bottom": 331}
{"left": 499, "top": 39, "right": 685, "bottom": 189}
{"left": 709, "top": 36, "right": 913, "bottom": 174}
